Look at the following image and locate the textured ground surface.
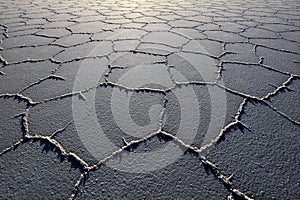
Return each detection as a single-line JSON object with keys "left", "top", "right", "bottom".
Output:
{"left": 0, "top": 0, "right": 300, "bottom": 199}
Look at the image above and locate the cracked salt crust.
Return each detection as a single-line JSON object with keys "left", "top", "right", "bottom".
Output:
{"left": 0, "top": 0, "right": 299, "bottom": 199}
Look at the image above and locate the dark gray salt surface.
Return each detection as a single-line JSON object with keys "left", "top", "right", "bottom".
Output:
{"left": 0, "top": 0, "right": 299, "bottom": 199}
